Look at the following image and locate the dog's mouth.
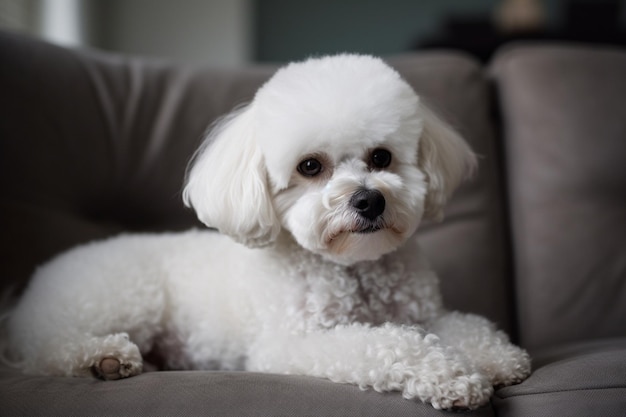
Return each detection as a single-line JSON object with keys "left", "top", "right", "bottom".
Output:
{"left": 352, "top": 224, "right": 382, "bottom": 234}
{"left": 350, "top": 215, "right": 388, "bottom": 235}
{"left": 323, "top": 220, "right": 407, "bottom": 259}
{"left": 326, "top": 217, "right": 392, "bottom": 243}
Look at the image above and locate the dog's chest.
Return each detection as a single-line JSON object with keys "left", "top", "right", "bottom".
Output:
{"left": 298, "top": 258, "right": 406, "bottom": 329}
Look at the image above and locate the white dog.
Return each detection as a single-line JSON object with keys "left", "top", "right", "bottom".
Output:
{"left": 4, "top": 54, "right": 530, "bottom": 410}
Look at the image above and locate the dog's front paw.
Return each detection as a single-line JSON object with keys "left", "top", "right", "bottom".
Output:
{"left": 446, "top": 373, "right": 493, "bottom": 410}
{"left": 404, "top": 372, "right": 493, "bottom": 410}
{"left": 490, "top": 347, "right": 532, "bottom": 388}
{"left": 88, "top": 333, "right": 143, "bottom": 380}
{"left": 92, "top": 356, "right": 142, "bottom": 380}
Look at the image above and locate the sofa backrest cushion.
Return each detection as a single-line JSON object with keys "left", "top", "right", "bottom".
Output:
{"left": 0, "top": 32, "right": 513, "bottom": 333}
{"left": 0, "top": 31, "right": 274, "bottom": 291}
{"left": 491, "top": 44, "right": 626, "bottom": 349}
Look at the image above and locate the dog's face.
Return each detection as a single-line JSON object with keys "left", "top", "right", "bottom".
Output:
{"left": 183, "top": 54, "right": 476, "bottom": 265}
{"left": 253, "top": 55, "right": 425, "bottom": 263}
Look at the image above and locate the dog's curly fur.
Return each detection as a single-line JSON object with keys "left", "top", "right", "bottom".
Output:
{"left": 4, "top": 54, "right": 530, "bottom": 410}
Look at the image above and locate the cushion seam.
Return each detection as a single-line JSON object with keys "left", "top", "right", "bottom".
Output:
{"left": 496, "top": 384, "right": 626, "bottom": 399}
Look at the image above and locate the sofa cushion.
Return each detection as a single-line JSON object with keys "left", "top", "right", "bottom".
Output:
{"left": 0, "top": 364, "right": 495, "bottom": 417}
{"left": 0, "top": 32, "right": 513, "bottom": 334}
{"left": 0, "top": 31, "right": 275, "bottom": 291}
{"left": 490, "top": 44, "right": 626, "bottom": 349}
{"left": 493, "top": 338, "right": 626, "bottom": 417}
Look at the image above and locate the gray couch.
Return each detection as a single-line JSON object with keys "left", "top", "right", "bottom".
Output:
{"left": 1, "top": 30, "right": 625, "bottom": 416}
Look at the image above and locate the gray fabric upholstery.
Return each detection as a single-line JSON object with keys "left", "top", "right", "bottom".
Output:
{"left": 494, "top": 339, "right": 626, "bottom": 417}
{"left": 0, "top": 30, "right": 275, "bottom": 292}
{"left": 491, "top": 44, "right": 626, "bottom": 350}
{"left": 0, "top": 32, "right": 512, "bottom": 332}
{"left": 1, "top": 30, "right": 625, "bottom": 416}
{"left": 0, "top": 366, "right": 495, "bottom": 417}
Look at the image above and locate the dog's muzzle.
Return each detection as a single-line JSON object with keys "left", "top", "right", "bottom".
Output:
{"left": 349, "top": 189, "right": 386, "bottom": 233}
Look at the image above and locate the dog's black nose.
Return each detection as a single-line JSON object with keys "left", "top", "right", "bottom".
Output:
{"left": 350, "top": 189, "right": 385, "bottom": 220}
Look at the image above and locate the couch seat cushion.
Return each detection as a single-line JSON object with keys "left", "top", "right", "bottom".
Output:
{"left": 0, "top": 365, "right": 497, "bottom": 416}
{"left": 493, "top": 338, "right": 626, "bottom": 417}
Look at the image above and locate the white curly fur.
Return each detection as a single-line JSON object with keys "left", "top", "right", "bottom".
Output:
{"left": 4, "top": 54, "right": 530, "bottom": 410}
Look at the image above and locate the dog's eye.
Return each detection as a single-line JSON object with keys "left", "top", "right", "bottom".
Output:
{"left": 370, "top": 148, "right": 392, "bottom": 169}
{"left": 297, "top": 158, "right": 323, "bottom": 177}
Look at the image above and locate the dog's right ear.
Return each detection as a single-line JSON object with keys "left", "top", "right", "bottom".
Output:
{"left": 183, "top": 105, "right": 281, "bottom": 247}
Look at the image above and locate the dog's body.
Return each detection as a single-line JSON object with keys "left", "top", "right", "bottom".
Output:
{"left": 5, "top": 54, "right": 530, "bottom": 410}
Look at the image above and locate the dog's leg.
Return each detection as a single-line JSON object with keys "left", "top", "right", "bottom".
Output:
{"left": 5, "top": 235, "right": 169, "bottom": 379}
{"left": 428, "top": 311, "right": 531, "bottom": 387}
{"left": 246, "top": 322, "right": 492, "bottom": 410}
{"left": 10, "top": 332, "right": 144, "bottom": 379}
{"left": 84, "top": 333, "right": 144, "bottom": 380}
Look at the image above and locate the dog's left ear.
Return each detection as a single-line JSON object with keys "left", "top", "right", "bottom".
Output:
{"left": 418, "top": 103, "right": 478, "bottom": 221}
{"left": 183, "top": 105, "right": 280, "bottom": 247}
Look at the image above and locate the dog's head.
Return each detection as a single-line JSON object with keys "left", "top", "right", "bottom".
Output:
{"left": 183, "top": 54, "right": 476, "bottom": 264}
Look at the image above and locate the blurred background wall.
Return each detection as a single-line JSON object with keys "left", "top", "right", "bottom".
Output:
{"left": 0, "top": 0, "right": 252, "bottom": 66}
{"left": 1, "top": 0, "right": 625, "bottom": 67}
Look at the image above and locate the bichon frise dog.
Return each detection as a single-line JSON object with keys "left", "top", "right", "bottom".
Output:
{"left": 4, "top": 54, "right": 530, "bottom": 410}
